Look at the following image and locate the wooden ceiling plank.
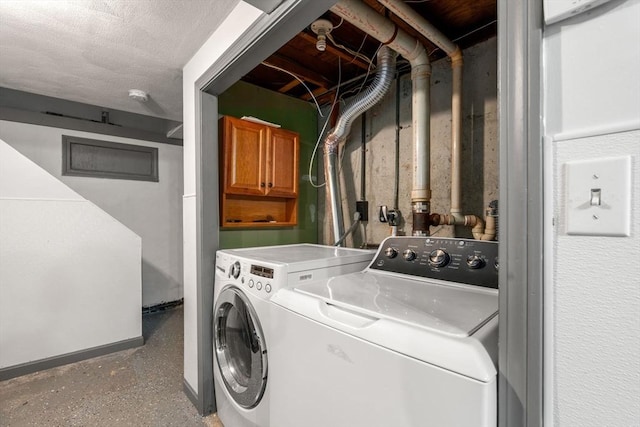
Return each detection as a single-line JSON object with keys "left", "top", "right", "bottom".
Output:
{"left": 301, "top": 86, "right": 330, "bottom": 102}
{"left": 297, "top": 32, "right": 371, "bottom": 71}
{"left": 262, "top": 54, "right": 334, "bottom": 88}
{"left": 278, "top": 79, "right": 302, "bottom": 93}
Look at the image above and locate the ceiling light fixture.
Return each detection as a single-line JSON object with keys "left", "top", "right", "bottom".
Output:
{"left": 128, "top": 89, "right": 148, "bottom": 102}
{"left": 311, "top": 19, "right": 334, "bottom": 52}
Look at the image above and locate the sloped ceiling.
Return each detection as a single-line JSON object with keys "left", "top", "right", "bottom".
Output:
{"left": 0, "top": 0, "right": 240, "bottom": 121}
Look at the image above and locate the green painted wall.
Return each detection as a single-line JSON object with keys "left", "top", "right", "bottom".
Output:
{"left": 218, "top": 81, "right": 319, "bottom": 249}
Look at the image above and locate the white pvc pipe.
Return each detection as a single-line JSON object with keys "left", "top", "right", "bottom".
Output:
{"left": 380, "top": 0, "right": 483, "bottom": 235}
{"left": 432, "top": 213, "right": 496, "bottom": 241}
{"left": 377, "top": 0, "right": 458, "bottom": 55}
{"left": 411, "top": 65, "right": 431, "bottom": 203}
{"left": 331, "top": 0, "right": 432, "bottom": 235}
{"left": 331, "top": 0, "right": 427, "bottom": 64}
{"left": 450, "top": 52, "right": 463, "bottom": 216}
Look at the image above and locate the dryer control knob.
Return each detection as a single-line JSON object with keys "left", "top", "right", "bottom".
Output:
{"left": 428, "top": 249, "right": 450, "bottom": 268}
{"left": 256, "top": 282, "right": 263, "bottom": 291}
{"left": 230, "top": 261, "right": 241, "bottom": 279}
{"left": 402, "top": 249, "right": 417, "bottom": 261}
{"left": 248, "top": 279, "right": 254, "bottom": 288}
{"left": 384, "top": 247, "right": 399, "bottom": 258}
{"left": 466, "top": 254, "right": 486, "bottom": 269}
{"left": 265, "top": 284, "right": 272, "bottom": 293}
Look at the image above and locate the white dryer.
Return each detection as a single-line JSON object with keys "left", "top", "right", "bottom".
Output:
{"left": 269, "top": 236, "right": 500, "bottom": 427}
{"left": 213, "top": 244, "right": 375, "bottom": 427}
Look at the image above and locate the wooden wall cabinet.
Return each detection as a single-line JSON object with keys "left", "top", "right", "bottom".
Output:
{"left": 219, "top": 116, "right": 299, "bottom": 227}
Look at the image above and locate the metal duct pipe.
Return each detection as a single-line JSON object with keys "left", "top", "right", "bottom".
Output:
{"left": 324, "top": 45, "right": 396, "bottom": 245}
{"left": 330, "top": 0, "right": 432, "bottom": 236}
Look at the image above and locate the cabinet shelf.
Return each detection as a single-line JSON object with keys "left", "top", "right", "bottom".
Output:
{"left": 220, "top": 193, "right": 298, "bottom": 228}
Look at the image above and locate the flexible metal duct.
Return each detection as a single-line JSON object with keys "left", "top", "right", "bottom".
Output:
{"left": 324, "top": 46, "right": 396, "bottom": 245}
{"left": 331, "top": 0, "right": 431, "bottom": 237}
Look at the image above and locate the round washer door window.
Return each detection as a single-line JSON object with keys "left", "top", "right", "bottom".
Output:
{"left": 214, "top": 286, "right": 267, "bottom": 408}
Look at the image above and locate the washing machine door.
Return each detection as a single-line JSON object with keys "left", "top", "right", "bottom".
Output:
{"left": 214, "top": 286, "right": 267, "bottom": 409}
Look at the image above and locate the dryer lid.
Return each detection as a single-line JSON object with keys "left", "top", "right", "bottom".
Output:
{"left": 293, "top": 271, "right": 498, "bottom": 337}
{"left": 221, "top": 244, "right": 374, "bottom": 272}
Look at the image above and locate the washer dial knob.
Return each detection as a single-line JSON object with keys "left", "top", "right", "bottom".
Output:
{"left": 230, "top": 261, "right": 241, "bottom": 279}
{"left": 402, "top": 249, "right": 417, "bottom": 261}
{"left": 466, "top": 254, "right": 486, "bottom": 269}
{"left": 384, "top": 247, "right": 399, "bottom": 258}
{"left": 428, "top": 249, "right": 450, "bottom": 268}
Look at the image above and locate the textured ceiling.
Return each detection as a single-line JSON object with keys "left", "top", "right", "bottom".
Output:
{"left": 0, "top": 0, "right": 241, "bottom": 121}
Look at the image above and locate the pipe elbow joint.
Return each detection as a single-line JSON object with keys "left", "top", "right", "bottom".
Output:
{"left": 411, "top": 60, "right": 431, "bottom": 78}
{"left": 448, "top": 212, "right": 465, "bottom": 225}
{"left": 468, "top": 215, "right": 488, "bottom": 240}
{"left": 451, "top": 47, "right": 463, "bottom": 67}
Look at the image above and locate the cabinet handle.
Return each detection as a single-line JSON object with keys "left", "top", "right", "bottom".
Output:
{"left": 268, "top": 183, "right": 273, "bottom": 188}
{"left": 261, "top": 182, "right": 265, "bottom": 187}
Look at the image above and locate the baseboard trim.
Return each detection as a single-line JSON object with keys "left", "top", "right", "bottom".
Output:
{"left": 142, "top": 299, "right": 184, "bottom": 315}
{"left": 0, "top": 336, "right": 144, "bottom": 381}
{"left": 183, "top": 378, "right": 201, "bottom": 412}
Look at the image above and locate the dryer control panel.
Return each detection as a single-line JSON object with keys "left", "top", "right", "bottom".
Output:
{"left": 369, "top": 237, "right": 498, "bottom": 288}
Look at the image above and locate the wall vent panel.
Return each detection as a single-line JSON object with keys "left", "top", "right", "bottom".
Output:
{"left": 62, "top": 136, "right": 158, "bottom": 182}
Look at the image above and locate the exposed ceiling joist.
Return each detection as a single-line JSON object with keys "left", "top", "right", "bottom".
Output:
{"left": 297, "top": 32, "right": 371, "bottom": 70}
{"left": 278, "top": 79, "right": 303, "bottom": 94}
{"left": 262, "top": 54, "right": 332, "bottom": 90}
{"left": 243, "top": 0, "right": 497, "bottom": 105}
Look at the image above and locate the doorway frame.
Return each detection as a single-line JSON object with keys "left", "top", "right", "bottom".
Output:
{"left": 187, "top": 0, "right": 339, "bottom": 414}
{"left": 189, "top": 0, "right": 545, "bottom": 424}
{"left": 497, "top": 0, "right": 544, "bottom": 426}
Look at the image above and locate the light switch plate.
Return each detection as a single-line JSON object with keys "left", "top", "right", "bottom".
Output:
{"left": 566, "top": 156, "right": 631, "bottom": 236}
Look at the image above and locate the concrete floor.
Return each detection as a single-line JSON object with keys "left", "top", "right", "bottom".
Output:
{"left": 0, "top": 306, "right": 222, "bottom": 427}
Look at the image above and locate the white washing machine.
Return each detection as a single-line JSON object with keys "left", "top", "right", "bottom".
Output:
{"left": 212, "top": 243, "right": 375, "bottom": 427}
{"left": 269, "top": 236, "right": 499, "bottom": 427}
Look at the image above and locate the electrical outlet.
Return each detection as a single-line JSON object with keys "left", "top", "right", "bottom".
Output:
{"left": 356, "top": 201, "right": 369, "bottom": 221}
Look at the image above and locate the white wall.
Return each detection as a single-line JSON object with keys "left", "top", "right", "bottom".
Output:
{"left": 182, "top": 0, "right": 262, "bottom": 394}
{"left": 544, "top": 0, "right": 640, "bottom": 425}
{"left": 0, "top": 141, "right": 141, "bottom": 369}
{"left": 0, "top": 120, "right": 183, "bottom": 307}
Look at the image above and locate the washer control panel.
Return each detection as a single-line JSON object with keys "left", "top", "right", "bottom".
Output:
{"left": 369, "top": 237, "right": 498, "bottom": 288}
{"left": 215, "top": 254, "right": 276, "bottom": 298}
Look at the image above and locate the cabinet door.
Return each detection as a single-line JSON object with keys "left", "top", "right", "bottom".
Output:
{"left": 266, "top": 127, "right": 299, "bottom": 198}
{"left": 223, "top": 116, "right": 266, "bottom": 196}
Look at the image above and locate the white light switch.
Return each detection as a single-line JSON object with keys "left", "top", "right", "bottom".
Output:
{"left": 566, "top": 156, "right": 631, "bottom": 236}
